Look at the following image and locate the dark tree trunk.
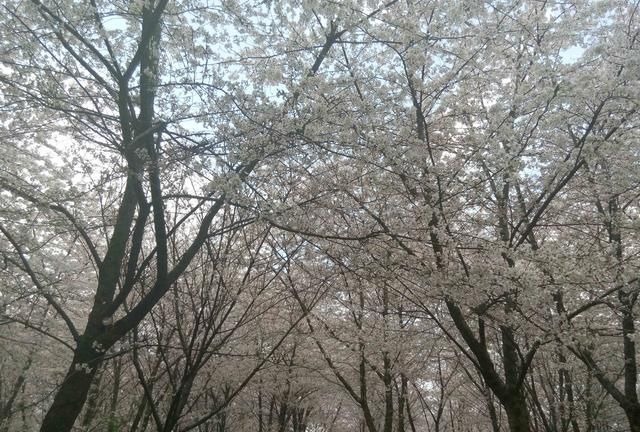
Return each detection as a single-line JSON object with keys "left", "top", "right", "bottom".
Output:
{"left": 108, "top": 358, "right": 123, "bottom": 432}
{"left": 504, "top": 393, "right": 531, "bottom": 432}
{"left": 0, "top": 358, "right": 30, "bottom": 432}
{"left": 81, "top": 367, "right": 104, "bottom": 429}
{"left": 382, "top": 353, "right": 393, "bottom": 432}
{"left": 39, "top": 340, "right": 101, "bottom": 432}
{"left": 258, "top": 387, "right": 264, "bottom": 432}
{"left": 625, "top": 407, "right": 640, "bottom": 432}
{"left": 484, "top": 385, "right": 501, "bottom": 432}
{"left": 397, "top": 374, "right": 408, "bottom": 432}
{"left": 162, "top": 373, "right": 195, "bottom": 432}
{"left": 128, "top": 393, "right": 148, "bottom": 432}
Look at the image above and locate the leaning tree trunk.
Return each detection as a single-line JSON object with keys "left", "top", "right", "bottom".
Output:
{"left": 39, "top": 336, "right": 102, "bottom": 432}
{"left": 38, "top": 1, "right": 166, "bottom": 429}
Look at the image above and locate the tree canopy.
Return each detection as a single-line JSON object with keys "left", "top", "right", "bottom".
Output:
{"left": 0, "top": 1, "right": 639, "bottom": 431}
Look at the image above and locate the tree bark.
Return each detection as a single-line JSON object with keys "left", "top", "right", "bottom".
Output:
{"left": 504, "top": 393, "right": 531, "bottom": 432}
{"left": 484, "top": 385, "right": 501, "bottom": 432}
{"left": 39, "top": 339, "right": 101, "bottom": 432}
{"left": 81, "top": 366, "right": 103, "bottom": 429}
{"left": 625, "top": 408, "right": 640, "bottom": 432}
{"left": 0, "top": 357, "right": 30, "bottom": 432}
{"left": 397, "top": 374, "right": 408, "bottom": 432}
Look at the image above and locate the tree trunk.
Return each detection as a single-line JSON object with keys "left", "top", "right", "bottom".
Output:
{"left": 625, "top": 408, "right": 640, "bottom": 432}
{"left": 504, "top": 393, "right": 531, "bottom": 432}
{"left": 128, "top": 394, "right": 148, "bottom": 432}
{"left": 397, "top": 374, "right": 408, "bottom": 432}
{"left": 108, "top": 358, "right": 123, "bottom": 432}
{"left": 0, "top": 358, "right": 30, "bottom": 432}
{"left": 162, "top": 373, "right": 195, "bottom": 432}
{"left": 382, "top": 351, "right": 393, "bottom": 432}
{"left": 81, "top": 367, "right": 104, "bottom": 429}
{"left": 258, "top": 387, "right": 264, "bottom": 432}
{"left": 39, "top": 341, "right": 101, "bottom": 432}
{"left": 484, "top": 385, "right": 501, "bottom": 432}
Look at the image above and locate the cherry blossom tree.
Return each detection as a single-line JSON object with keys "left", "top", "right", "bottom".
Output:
{"left": 1, "top": 1, "right": 639, "bottom": 431}
{"left": 0, "top": 0, "right": 352, "bottom": 429}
